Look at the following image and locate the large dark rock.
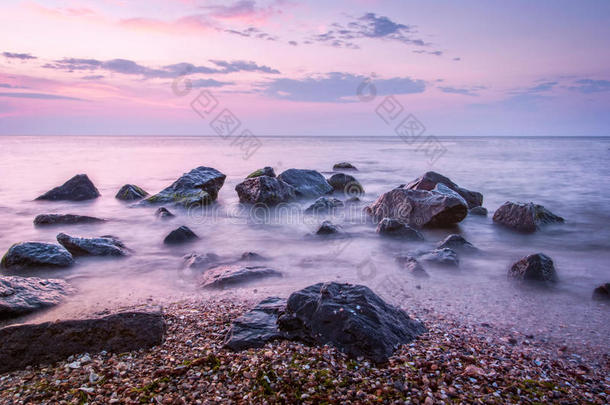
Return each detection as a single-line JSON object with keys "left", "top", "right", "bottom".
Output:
{"left": 0, "top": 307, "right": 165, "bottom": 373}
{"left": 235, "top": 176, "right": 295, "bottom": 205}
{"left": 366, "top": 188, "right": 468, "bottom": 228}
{"left": 333, "top": 162, "right": 358, "bottom": 171}
{"left": 115, "top": 184, "right": 149, "bottom": 201}
{"left": 144, "top": 166, "right": 226, "bottom": 207}
{"left": 1, "top": 242, "right": 74, "bottom": 270}
{"left": 405, "top": 171, "right": 482, "bottom": 208}
{"left": 224, "top": 297, "right": 287, "bottom": 350}
{"left": 164, "top": 226, "right": 199, "bottom": 244}
{"left": 155, "top": 207, "right": 175, "bottom": 219}
{"left": 376, "top": 218, "right": 424, "bottom": 240}
{"left": 200, "top": 265, "right": 282, "bottom": 289}
{"left": 36, "top": 174, "right": 100, "bottom": 201}
{"left": 246, "top": 167, "right": 276, "bottom": 178}
{"left": 469, "top": 206, "right": 488, "bottom": 216}
{"left": 305, "top": 197, "right": 344, "bottom": 214}
{"left": 277, "top": 169, "right": 333, "bottom": 198}
{"left": 395, "top": 256, "right": 429, "bottom": 278}
{"left": 436, "top": 234, "right": 476, "bottom": 252}
{"left": 56, "top": 233, "right": 128, "bottom": 257}
{"left": 316, "top": 220, "right": 343, "bottom": 235}
{"left": 592, "top": 283, "right": 610, "bottom": 301}
{"left": 327, "top": 173, "right": 364, "bottom": 196}
{"left": 416, "top": 248, "right": 459, "bottom": 267}
{"left": 278, "top": 282, "right": 426, "bottom": 363}
{"left": 508, "top": 253, "right": 558, "bottom": 284}
{"left": 493, "top": 202, "right": 564, "bottom": 233}
{"left": 0, "top": 276, "right": 73, "bottom": 320}
{"left": 34, "top": 214, "right": 105, "bottom": 226}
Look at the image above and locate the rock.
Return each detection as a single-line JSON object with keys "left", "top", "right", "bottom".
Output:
{"left": 333, "top": 162, "right": 358, "bottom": 171}
{"left": 469, "top": 206, "right": 488, "bottom": 216}
{"left": 508, "top": 253, "right": 558, "bottom": 284}
{"left": 240, "top": 252, "right": 266, "bottom": 261}
{"left": 327, "top": 173, "right": 364, "bottom": 196}
{"left": 56, "top": 233, "right": 128, "bottom": 257}
{"left": 155, "top": 207, "right": 175, "bottom": 219}
{"left": 223, "top": 297, "right": 287, "bottom": 350}
{"left": 0, "top": 307, "right": 165, "bottom": 373}
{"left": 277, "top": 169, "right": 333, "bottom": 198}
{"left": 144, "top": 166, "right": 226, "bottom": 207}
{"left": 304, "top": 197, "right": 344, "bottom": 214}
{"left": 183, "top": 253, "right": 220, "bottom": 270}
{"left": 200, "top": 265, "right": 282, "bottom": 289}
{"left": 1, "top": 242, "right": 74, "bottom": 270}
{"left": 493, "top": 202, "right": 564, "bottom": 233}
{"left": 34, "top": 214, "right": 105, "bottom": 226}
{"left": 365, "top": 188, "right": 468, "bottom": 228}
{"left": 246, "top": 167, "right": 276, "bottom": 178}
{"left": 345, "top": 196, "right": 360, "bottom": 203}
{"left": 115, "top": 184, "right": 148, "bottom": 201}
{"left": 0, "top": 276, "right": 73, "bottom": 320}
{"left": 404, "top": 171, "right": 483, "bottom": 208}
{"left": 395, "top": 256, "right": 429, "bottom": 278}
{"left": 277, "top": 282, "right": 426, "bottom": 363}
{"left": 316, "top": 220, "right": 343, "bottom": 235}
{"left": 36, "top": 174, "right": 101, "bottom": 201}
{"left": 235, "top": 176, "right": 295, "bottom": 205}
{"left": 164, "top": 226, "right": 199, "bottom": 245}
{"left": 592, "top": 283, "right": 610, "bottom": 301}
{"left": 376, "top": 218, "right": 424, "bottom": 240}
{"left": 416, "top": 248, "right": 459, "bottom": 267}
{"left": 436, "top": 234, "right": 476, "bottom": 252}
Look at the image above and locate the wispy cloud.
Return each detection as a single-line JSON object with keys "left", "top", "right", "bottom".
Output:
{"left": 439, "top": 86, "right": 480, "bottom": 96}
{"left": 225, "top": 26, "right": 278, "bottom": 41}
{"left": 191, "top": 79, "right": 234, "bottom": 88}
{"left": 0, "top": 83, "right": 27, "bottom": 89}
{"left": 0, "top": 92, "right": 85, "bottom": 101}
{"left": 3, "top": 52, "right": 37, "bottom": 60}
{"left": 567, "top": 78, "right": 610, "bottom": 93}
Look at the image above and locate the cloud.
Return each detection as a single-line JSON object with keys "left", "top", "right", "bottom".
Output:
{"left": 439, "top": 86, "right": 480, "bottom": 96}
{"left": 288, "top": 40, "right": 298, "bottom": 46}
{"left": 526, "top": 81, "right": 557, "bottom": 93}
{"left": 224, "top": 26, "right": 278, "bottom": 41}
{"left": 3, "top": 52, "right": 37, "bottom": 60}
{"left": 0, "top": 83, "right": 27, "bottom": 89}
{"left": 567, "top": 79, "right": 610, "bottom": 93}
{"left": 261, "top": 72, "right": 425, "bottom": 102}
{"left": 81, "top": 75, "right": 105, "bottom": 80}
{"left": 413, "top": 50, "right": 443, "bottom": 56}
{"left": 202, "top": 0, "right": 278, "bottom": 22}
{"left": 191, "top": 79, "right": 234, "bottom": 88}
{"left": 0, "top": 92, "right": 85, "bottom": 101}
{"left": 453, "top": 57, "right": 461, "bottom": 61}
{"left": 208, "top": 59, "right": 280, "bottom": 74}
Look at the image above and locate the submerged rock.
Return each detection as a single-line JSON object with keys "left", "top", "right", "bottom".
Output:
{"left": 164, "top": 226, "right": 199, "bottom": 245}
{"left": 327, "top": 173, "right": 364, "bottom": 196}
{"left": 305, "top": 197, "right": 344, "bottom": 214}
{"left": 395, "top": 256, "right": 429, "bottom": 278}
{"left": 316, "top": 220, "right": 343, "bottom": 235}
{"left": 436, "top": 234, "right": 476, "bottom": 252}
{"left": 376, "top": 218, "right": 424, "bottom": 240}
{"left": 405, "top": 171, "right": 483, "bottom": 208}
{"left": 200, "top": 264, "right": 282, "bottom": 289}
{"left": 417, "top": 248, "right": 459, "bottom": 267}
{"left": 592, "top": 283, "right": 610, "bottom": 301}
{"left": 155, "top": 207, "right": 175, "bottom": 219}
{"left": 57, "top": 233, "right": 128, "bottom": 257}
{"left": 333, "top": 162, "right": 358, "bottom": 171}
{"left": 246, "top": 167, "right": 276, "bottom": 178}
{"left": 240, "top": 252, "right": 266, "bottom": 261}
{"left": 493, "top": 202, "right": 564, "bottom": 233}
{"left": 469, "top": 206, "right": 488, "bottom": 216}
{"left": 183, "top": 252, "right": 220, "bottom": 270}
{"left": 508, "top": 253, "right": 558, "bottom": 284}
{"left": 223, "top": 297, "right": 287, "bottom": 350}
{"left": 144, "top": 166, "right": 226, "bottom": 207}
{"left": 0, "top": 276, "right": 73, "bottom": 320}
{"left": 1, "top": 242, "right": 74, "bottom": 270}
{"left": 34, "top": 214, "right": 105, "bottom": 226}
{"left": 36, "top": 174, "right": 100, "bottom": 201}
{"left": 277, "top": 169, "right": 333, "bottom": 198}
{"left": 366, "top": 188, "right": 468, "bottom": 228}
{"left": 0, "top": 307, "right": 165, "bottom": 373}
{"left": 235, "top": 176, "right": 295, "bottom": 205}
{"left": 115, "top": 184, "right": 149, "bottom": 201}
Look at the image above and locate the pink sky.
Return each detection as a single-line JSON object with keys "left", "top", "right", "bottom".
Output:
{"left": 1, "top": 0, "right": 609, "bottom": 136}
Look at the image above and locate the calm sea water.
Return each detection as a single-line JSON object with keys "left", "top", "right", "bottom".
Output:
{"left": 0, "top": 136, "right": 608, "bottom": 352}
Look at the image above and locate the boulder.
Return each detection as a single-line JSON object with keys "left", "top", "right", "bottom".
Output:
{"left": 223, "top": 297, "right": 287, "bottom": 350}
{"left": 246, "top": 167, "right": 276, "bottom": 178}
{"left": 405, "top": 171, "right": 482, "bottom": 208}
{"left": 1, "top": 242, "right": 74, "bottom": 270}
{"left": 376, "top": 218, "right": 424, "bottom": 240}
{"left": 508, "top": 253, "right": 558, "bottom": 284}
{"left": 316, "top": 220, "right": 343, "bottom": 235}
{"left": 469, "top": 206, "right": 488, "bottom": 216}
{"left": 36, "top": 174, "right": 101, "bottom": 202}
{"left": 327, "top": 173, "right": 364, "bottom": 196}
{"left": 365, "top": 188, "right": 468, "bottom": 228}
{"left": 395, "top": 256, "right": 429, "bottom": 278}
{"left": 304, "top": 197, "right": 344, "bottom": 214}
{"left": 155, "top": 207, "right": 175, "bottom": 219}
{"left": 240, "top": 252, "right": 266, "bottom": 261}
{"left": 592, "top": 283, "right": 610, "bottom": 301}
{"left": 235, "top": 176, "right": 295, "bottom": 205}
{"left": 333, "top": 162, "right": 358, "bottom": 171}
{"left": 183, "top": 253, "right": 220, "bottom": 270}
{"left": 493, "top": 202, "right": 564, "bottom": 233}
{"left": 164, "top": 226, "right": 199, "bottom": 245}
{"left": 144, "top": 166, "right": 226, "bottom": 207}
{"left": 34, "top": 214, "right": 105, "bottom": 226}
{"left": 115, "top": 184, "right": 148, "bottom": 201}
{"left": 416, "top": 248, "right": 459, "bottom": 267}
{"left": 0, "top": 276, "right": 73, "bottom": 320}
{"left": 436, "top": 234, "right": 476, "bottom": 252}
{"left": 0, "top": 307, "right": 165, "bottom": 373}
{"left": 277, "top": 169, "right": 333, "bottom": 198}
{"left": 56, "top": 233, "right": 128, "bottom": 257}
{"left": 200, "top": 265, "right": 282, "bottom": 289}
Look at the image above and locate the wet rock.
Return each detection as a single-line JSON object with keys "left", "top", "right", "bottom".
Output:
{"left": 36, "top": 174, "right": 101, "bottom": 201}
{"left": 416, "top": 248, "right": 459, "bottom": 267}
{"left": 164, "top": 226, "right": 199, "bottom": 245}
{"left": 144, "top": 166, "right": 226, "bottom": 207}
{"left": 493, "top": 202, "right": 564, "bottom": 233}
{"left": 1, "top": 242, "right": 74, "bottom": 270}
{"left": 235, "top": 176, "right": 295, "bottom": 205}
{"left": 277, "top": 282, "right": 426, "bottom": 363}
{"left": 155, "top": 207, "right": 174, "bottom": 219}
{"left": 240, "top": 252, "right": 266, "bottom": 261}
{"left": 592, "top": 283, "right": 610, "bottom": 301}
{"left": 366, "top": 188, "right": 468, "bottom": 228}
{"left": 34, "top": 214, "right": 105, "bottom": 226}
{"left": 376, "top": 218, "right": 424, "bottom": 240}
{"left": 277, "top": 169, "right": 333, "bottom": 198}
{"left": 305, "top": 197, "right": 344, "bottom": 214}
{"left": 200, "top": 264, "right": 282, "bottom": 289}
{"left": 395, "top": 256, "right": 429, "bottom": 278}
{"left": 115, "top": 184, "right": 148, "bottom": 201}
{"left": 469, "top": 206, "right": 488, "bottom": 216}
{"left": 223, "top": 297, "right": 287, "bottom": 350}
{"left": 246, "top": 166, "right": 276, "bottom": 178}
{"left": 183, "top": 252, "right": 220, "bottom": 270}
{"left": 56, "top": 233, "right": 128, "bottom": 257}
{"left": 508, "top": 253, "right": 558, "bottom": 284}
{"left": 0, "top": 276, "right": 73, "bottom": 320}
{"left": 0, "top": 307, "right": 165, "bottom": 373}
{"left": 316, "top": 220, "right": 343, "bottom": 235}
{"left": 327, "top": 173, "right": 364, "bottom": 196}
{"left": 437, "top": 234, "right": 476, "bottom": 252}
{"left": 333, "top": 162, "right": 358, "bottom": 171}
{"left": 404, "top": 171, "right": 483, "bottom": 208}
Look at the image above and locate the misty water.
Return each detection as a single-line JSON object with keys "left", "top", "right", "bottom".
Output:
{"left": 0, "top": 135, "right": 608, "bottom": 353}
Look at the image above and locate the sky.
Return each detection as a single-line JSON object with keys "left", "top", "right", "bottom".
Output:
{"left": 0, "top": 0, "right": 609, "bottom": 136}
